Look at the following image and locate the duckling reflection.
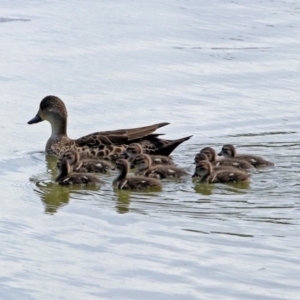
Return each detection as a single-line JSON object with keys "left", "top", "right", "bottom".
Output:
{"left": 32, "top": 155, "right": 101, "bottom": 214}
{"left": 114, "top": 190, "right": 131, "bottom": 214}
{"left": 34, "top": 181, "right": 71, "bottom": 214}
{"left": 193, "top": 182, "right": 214, "bottom": 195}
{"left": 35, "top": 180, "right": 100, "bottom": 214}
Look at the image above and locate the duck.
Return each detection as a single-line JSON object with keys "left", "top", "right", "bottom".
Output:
{"left": 28, "top": 96, "right": 192, "bottom": 160}
{"left": 112, "top": 159, "right": 162, "bottom": 190}
{"left": 124, "top": 143, "right": 175, "bottom": 166}
{"left": 196, "top": 147, "right": 253, "bottom": 170}
{"left": 131, "top": 153, "right": 188, "bottom": 179}
{"left": 218, "top": 144, "right": 274, "bottom": 167}
{"left": 192, "top": 160, "right": 250, "bottom": 184}
{"left": 192, "top": 153, "right": 241, "bottom": 179}
{"left": 55, "top": 157, "right": 103, "bottom": 185}
{"left": 62, "top": 149, "right": 112, "bottom": 173}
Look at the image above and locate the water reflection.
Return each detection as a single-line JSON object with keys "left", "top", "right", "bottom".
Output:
{"left": 34, "top": 181, "right": 71, "bottom": 214}
{"left": 0, "top": 17, "right": 31, "bottom": 23}
{"left": 193, "top": 180, "right": 250, "bottom": 196}
{"left": 113, "top": 189, "right": 165, "bottom": 215}
{"left": 45, "top": 155, "right": 59, "bottom": 174}
{"left": 32, "top": 154, "right": 102, "bottom": 214}
{"left": 193, "top": 183, "right": 214, "bottom": 195}
{"left": 114, "top": 190, "right": 131, "bottom": 214}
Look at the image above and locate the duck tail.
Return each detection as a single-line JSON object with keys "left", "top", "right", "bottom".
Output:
{"left": 152, "top": 135, "right": 193, "bottom": 156}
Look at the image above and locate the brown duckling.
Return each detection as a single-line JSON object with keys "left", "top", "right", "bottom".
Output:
{"left": 124, "top": 143, "right": 174, "bottom": 166}
{"left": 197, "top": 147, "right": 253, "bottom": 170}
{"left": 218, "top": 144, "right": 274, "bottom": 167}
{"left": 62, "top": 149, "right": 112, "bottom": 173}
{"left": 55, "top": 158, "right": 103, "bottom": 185}
{"left": 113, "top": 159, "right": 162, "bottom": 190}
{"left": 192, "top": 160, "right": 250, "bottom": 184}
{"left": 193, "top": 152, "right": 236, "bottom": 173}
{"left": 132, "top": 154, "right": 188, "bottom": 179}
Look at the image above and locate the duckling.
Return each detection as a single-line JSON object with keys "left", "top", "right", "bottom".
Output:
{"left": 193, "top": 152, "right": 236, "bottom": 172}
{"left": 113, "top": 159, "right": 162, "bottom": 190}
{"left": 218, "top": 144, "right": 274, "bottom": 167}
{"left": 62, "top": 149, "right": 112, "bottom": 173}
{"left": 194, "top": 152, "right": 212, "bottom": 164}
{"left": 55, "top": 158, "right": 103, "bottom": 185}
{"left": 124, "top": 143, "right": 174, "bottom": 166}
{"left": 197, "top": 147, "right": 253, "bottom": 170}
{"left": 132, "top": 154, "right": 188, "bottom": 179}
{"left": 27, "top": 95, "right": 192, "bottom": 159}
{"left": 192, "top": 160, "right": 249, "bottom": 184}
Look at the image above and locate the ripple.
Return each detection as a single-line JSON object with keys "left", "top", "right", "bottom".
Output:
{"left": 0, "top": 17, "right": 31, "bottom": 23}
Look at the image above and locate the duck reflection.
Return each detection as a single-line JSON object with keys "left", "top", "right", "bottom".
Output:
{"left": 32, "top": 154, "right": 101, "bottom": 214}
{"left": 193, "top": 181, "right": 250, "bottom": 196}
{"left": 114, "top": 190, "right": 131, "bottom": 214}
{"left": 193, "top": 182, "right": 214, "bottom": 195}
{"left": 34, "top": 181, "right": 71, "bottom": 214}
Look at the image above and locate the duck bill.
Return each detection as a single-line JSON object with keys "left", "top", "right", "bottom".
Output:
{"left": 28, "top": 114, "right": 42, "bottom": 124}
{"left": 217, "top": 152, "right": 222, "bottom": 156}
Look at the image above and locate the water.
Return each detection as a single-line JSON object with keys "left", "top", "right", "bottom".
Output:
{"left": 1, "top": 0, "right": 300, "bottom": 299}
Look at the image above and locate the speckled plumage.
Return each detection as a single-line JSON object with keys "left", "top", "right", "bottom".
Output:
{"left": 28, "top": 96, "right": 192, "bottom": 161}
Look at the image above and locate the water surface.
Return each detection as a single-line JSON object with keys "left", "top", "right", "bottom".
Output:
{"left": 0, "top": 0, "right": 300, "bottom": 299}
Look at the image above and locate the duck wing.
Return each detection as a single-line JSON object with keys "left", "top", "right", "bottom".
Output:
{"left": 75, "top": 122, "right": 170, "bottom": 147}
{"left": 98, "top": 122, "right": 169, "bottom": 140}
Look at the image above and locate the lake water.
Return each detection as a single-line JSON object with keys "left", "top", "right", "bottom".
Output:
{"left": 1, "top": 0, "right": 300, "bottom": 299}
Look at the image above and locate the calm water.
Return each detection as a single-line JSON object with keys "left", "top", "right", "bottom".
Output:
{"left": 1, "top": 0, "right": 300, "bottom": 299}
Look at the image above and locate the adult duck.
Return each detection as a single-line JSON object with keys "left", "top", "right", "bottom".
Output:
{"left": 28, "top": 95, "right": 192, "bottom": 160}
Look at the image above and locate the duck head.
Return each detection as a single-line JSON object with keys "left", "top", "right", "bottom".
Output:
{"left": 192, "top": 161, "right": 212, "bottom": 178}
{"left": 218, "top": 144, "right": 236, "bottom": 158}
{"left": 28, "top": 95, "right": 68, "bottom": 137}
{"left": 131, "top": 154, "right": 152, "bottom": 171}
